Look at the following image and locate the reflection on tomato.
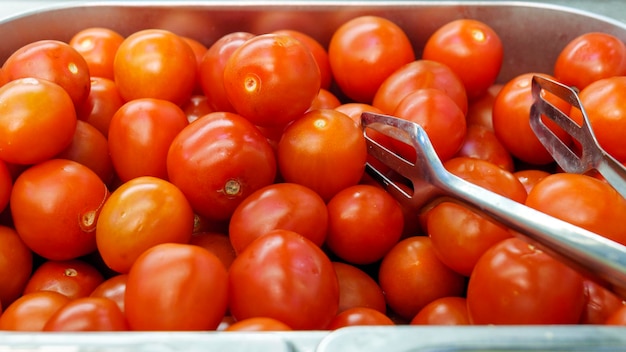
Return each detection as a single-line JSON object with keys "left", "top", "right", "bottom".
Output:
{"left": 43, "top": 297, "right": 129, "bottom": 331}
{"left": 0, "top": 291, "right": 70, "bottom": 331}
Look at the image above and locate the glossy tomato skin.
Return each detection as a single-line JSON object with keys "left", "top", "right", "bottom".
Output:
{"left": 76, "top": 77, "right": 125, "bottom": 138}
{"left": 332, "top": 261, "right": 386, "bottom": 314}
{"left": 554, "top": 32, "right": 626, "bottom": 90}
{"left": 69, "top": 27, "right": 125, "bottom": 80}
{"left": 225, "top": 317, "right": 292, "bottom": 331}
{"left": 114, "top": 29, "right": 196, "bottom": 106}
{"left": 229, "top": 183, "right": 328, "bottom": 254}
{"left": 125, "top": 243, "right": 229, "bottom": 331}
{"left": 378, "top": 236, "right": 466, "bottom": 321}
{"left": 23, "top": 259, "right": 104, "bottom": 300}
{"left": 328, "top": 16, "right": 415, "bottom": 103}
{"left": 525, "top": 173, "right": 626, "bottom": 246}
{"left": 96, "top": 176, "right": 195, "bottom": 274}
{"left": 89, "top": 274, "right": 127, "bottom": 314}
{"left": 423, "top": 19, "right": 503, "bottom": 100}
{"left": 326, "top": 184, "right": 404, "bottom": 265}
{"left": 569, "top": 76, "right": 626, "bottom": 163}
{"left": 410, "top": 297, "right": 470, "bottom": 325}
{"left": 56, "top": 119, "right": 115, "bottom": 184}
{"left": 11, "top": 159, "right": 108, "bottom": 260}
{"left": 223, "top": 33, "right": 321, "bottom": 127}
{"left": 327, "top": 307, "right": 394, "bottom": 329}
{"left": 199, "top": 32, "right": 254, "bottom": 113}
{"left": 466, "top": 84, "right": 502, "bottom": 131}
{"left": 229, "top": 229, "right": 339, "bottom": 330}
{"left": 0, "top": 78, "right": 77, "bottom": 165}
{"left": 43, "top": 297, "right": 129, "bottom": 331}
{"left": 189, "top": 232, "right": 237, "bottom": 270}
{"left": 492, "top": 73, "right": 571, "bottom": 165}
{"left": 373, "top": 60, "right": 468, "bottom": 116}
{"left": 2, "top": 40, "right": 91, "bottom": 107}
{"left": 455, "top": 124, "right": 514, "bottom": 172}
{"left": 467, "top": 237, "right": 586, "bottom": 324}
{"left": 167, "top": 112, "right": 276, "bottom": 221}
{"left": 0, "top": 291, "right": 71, "bottom": 331}
{"left": 108, "top": 98, "right": 189, "bottom": 182}
{"left": 579, "top": 279, "right": 625, "bottom": 324}
{"left": 392, "top": 88, "right": 467, "bottom": 162}
{"left": 0, "top": 226, "right": 33, "bottom": 308}
{"left": 277, "top": 109, "right": 367, "bottom": 201}
{"left": 514, "top": 169, "right": 551, "bottom": 194}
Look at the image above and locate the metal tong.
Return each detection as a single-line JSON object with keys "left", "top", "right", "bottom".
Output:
{"left": 361, "top": 87, "right": 626, "bottom": 295}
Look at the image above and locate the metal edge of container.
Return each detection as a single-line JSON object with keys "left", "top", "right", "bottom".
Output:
{"left": 0, "top": 1, "right": 626, "bottom": 351}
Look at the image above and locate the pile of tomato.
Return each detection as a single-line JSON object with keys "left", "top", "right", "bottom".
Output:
{"left": 1, "top": 13, "right": 626, "bottom": 332}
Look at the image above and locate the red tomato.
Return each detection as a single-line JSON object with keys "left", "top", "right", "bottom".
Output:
{"left": 326, "top": 185, "right": 404, "bottom": 265}
{"left": 378, "top": 236, "right": 466, "bottom": 321}
{"left": 43, "top": 297, "right": 128, "bottom": 331}
{"left": 229, "top": 183, "right": 328, "bottom": 254}
{"left": 579, "top": 279, "right": 625, "bottom": 324}
{"left": 0, "top": 226, "right": 33, "bottom": 307}
{"left": 410, "top": 297, "right": 470, "bottom": 325}
{"left": 108, "top": 98, "right": 189, "bottom": 181}
{"left": 569, "top": 76, "right": 626, "bottom": 162}
{"left": 492, "top": 72, "right": 572, "bottom": 165}
{"left": 96, "top": 176, "right": 195, "bottom": 274}
{"left": 23, "top": 259, "right": 104, "bottom": 300}
{"left": 181, "top": 36, "right": 208, "bottom": 95}
{"left": 273, "top": 29, "right": 333, "bottom": 90}
{"left": 0, "top": 161, "right": 12, "bottom": 215}
{"left": 327, "top": 307, "right": 394, "bottom": 329}
{"left": 11, "top": 159, "right": 108, "bottom": 260}
{"left": 199, "top": 32, "right": 254, "bottom": 112}
{"left": 182, "top": 95, "right": 213, "bottom": 124}
{"left": 309, "top": 88, "right": 341, "bottom": 110}
{"left": 125, "top": 243, "right": 229, "bottom": 330}
{"left": 223, "top": 33, "right": 321, "bottom": 127}
{"left": 334, "top": 103, "right": 384, "bottom": 126}
{"left": 514, "top": 169, "right": 551, "bottom": 194}
{"left": 90, "top": 274, "right": 127, "bottom": 314}
{"left": 467, "top": 237, "right": 586, "bottom": 324}
{"left": 0, "top": 78, "right": 77, "bottom": 165}
{"left": 466, "top": 84, "right": 502, "bottom": 131}
{"left": 69, "top": 27, "right": 125, "bottom": 80}
{"left": 167, "top": 112, "right": 276, "bottom": 221}
{"left": 189, "top": 232, "right": 237, "bottom": 270}
{"left": 56, "top": 119, "right": 115, "bottom": 184}
{"left": 554, "top": 32, "right": 626, "bottom": 90}
{"left": 277, "top": 109, "right": 367, "bottom": 201}
{"left": 373, "top": 60, "right": 468, "bottom": 116}
{"left": 606, "top": 305, "right": 626, "bottom": 325}
{"left": 229, "top": 229, "right": 339, "bottom": 330}
{"left": 76, "top": 77, "right": 125, "bottom": 137}
{"left": 525, "top": 173, "right": 626, "bottom": 246}
{"left": 0, "top": 291, "right": 70, "bottom": 331}
{"left": 328, "top": 16, "right": 415, "bottom": 103}
{"left": 114, "top": 29, "right": 196, "bottom": 105}
{"left": 423, "top": 19, "right": 503, "bottom": 100}
{"left": 392, "top": 88, "right": 467, "bottom": 162}
{"left": 332, "top": 261, "right": 386, "bottom": 314}
{"left": 455, "top": 124, "right": 514, "bottom": 172}
{"left": 225, "top": 317, "right": 292, "bottom": 331}
{"left": 2, "top": 40, "right": 91, "bottom": 107}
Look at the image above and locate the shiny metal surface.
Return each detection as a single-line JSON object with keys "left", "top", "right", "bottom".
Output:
{"left": 362, "top": 111, "right": 626, "bottom": 298}
{"left": 0, "top": 1, "right": 626, "bottom": 351}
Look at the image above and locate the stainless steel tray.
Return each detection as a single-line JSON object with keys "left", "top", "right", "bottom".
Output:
{"left": 1, "top": 1, "right": 626, "bottom": 351}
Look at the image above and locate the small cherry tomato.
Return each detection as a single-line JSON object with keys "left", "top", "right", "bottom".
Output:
{"left": 96, "top": 176, "right": 195, "bottom": 274}
{"left": 455, "top": 124, "right": 514, "bottom": 172}
{"left": 229, "top": 229, "right": 339, "bottom": 330}
{"left": 69, "top": 27, "right": 125, "bottom": 80}
{"left": 410, "top": 297, "right": 470, "bottom": 325}
{"left": 229, "top": 182, "right": 328, "bottom": 254}
{"left": 43, "top": 297, "right": 129, "bottom": 331}
{"left": 225, "top": 317, "right": 292, "bottom": 331}
{"left": 327, "top": 307, "right": 394, "bottom": 329}
{"left": 114, "top": 29, "right": 196, "bottom": 105}
{"left": 189, "top": 232, "right": 237, "bottom": 270}
{"left": 76, "top": 77, "right": 125, "bottom": 137}
{"left": 0, "top": 225, "right": 33, "bottom": 308}
{"left": 277, "top": 109, "right": 367, "bottom": 201}
{"left": 23, "top": 259, "right": 104, "bottom": 300}
{"left": 11, "top": 159, "right": 108, "bottom": 260}
{"left": 224, "top": 33, "right": 321, "bottom": 127}
{"left": 125, "top": 243, "right": 229, "bottom": 331}
{"left": 579, "top": 279, "right": 625, "bottom": 324}
{"left": 167, "top": 112, "right": 277, "bottom": 221}
{"left": 328, "top": 16, "right": 415, "bottom": 103}
{"left": 332, "top": 261, "right": 386, "bottom": 314}
{"left": 0, "top": 291, "right": 70, "bottom": 331}
{"left": 90, "top": 274, "right": 127, "bottom": 314}
{"left": 423, "top": 19, "right": 503, "bottom": 100}
{"left": 514, "top": 169, "right": 551, "bottom": 194}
